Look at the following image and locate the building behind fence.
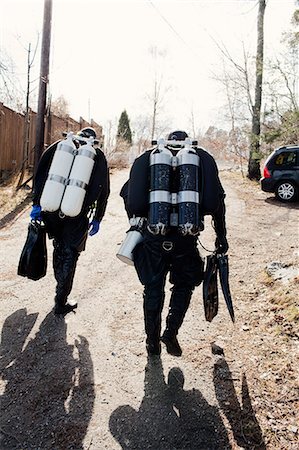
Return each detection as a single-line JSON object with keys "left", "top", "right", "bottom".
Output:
{"left": 0, "top": 102, "right": 104, "bottom": 180}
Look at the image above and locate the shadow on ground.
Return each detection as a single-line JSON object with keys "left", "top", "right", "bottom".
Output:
{"left": 265, "top": 196, "right": 299, "bottom": 209}
{"left": 0, "top": 195, "right": 31, "bottom": 229}
{"left": 0, "top": 308, "right": 94, "bottom": 450}
{"left": 213, "top": 357, "right": 266, "bottom": 450}
{"left": 110, "top": 357, "right": 231, "bottom": 449}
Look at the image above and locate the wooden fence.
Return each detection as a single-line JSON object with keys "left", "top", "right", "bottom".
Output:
{"left": 0, "top": 102, "right": 103, "bottom": 179}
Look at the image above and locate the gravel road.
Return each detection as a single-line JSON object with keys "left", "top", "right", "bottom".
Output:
{"left": 0, "top": 167, "right": 298, "bottom": 449}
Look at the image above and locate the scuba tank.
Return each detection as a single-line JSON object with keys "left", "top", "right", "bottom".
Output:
{"left": 176, "top": 139, "right": 201, "bottom": 235}
{"left": 60, "top": 137, "right": 96, "bottom": 217}
{"left": 116, "top": 216, "right": 144, "bottom": 265}
{"left": 147, "top": 139, "right": 173, "bottom": 235}
{"left": 40, "top": 132, "right": 76, "bottom": 212}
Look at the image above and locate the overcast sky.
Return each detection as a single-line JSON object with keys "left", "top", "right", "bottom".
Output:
{"left": 0, "top": 0, "right": 296, "bottom": 136}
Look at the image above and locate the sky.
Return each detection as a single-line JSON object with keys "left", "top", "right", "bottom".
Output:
{"left": 0, "top": 0, "right": 296, "bottom": 137}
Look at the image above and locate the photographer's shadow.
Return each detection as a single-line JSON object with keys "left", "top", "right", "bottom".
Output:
{"left": 110, "top": 358, "right": 231, "bottom": 449}
{"left": 213, "top": 357, "right": 266, "bottom": 450}
{"left": 0, "top": 308, "right": 94, "bottom": 450}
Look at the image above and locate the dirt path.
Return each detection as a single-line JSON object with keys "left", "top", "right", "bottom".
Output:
{"left": 0, "top": 167, "right": 298, "bottom": 449}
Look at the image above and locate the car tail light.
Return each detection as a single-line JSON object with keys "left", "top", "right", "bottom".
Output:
{"left": 263, "top": 166, "right": 271, "bottom": 178}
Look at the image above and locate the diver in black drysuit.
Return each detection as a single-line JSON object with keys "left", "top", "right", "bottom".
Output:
{"left": 31, "top": 127, "right": 110, "bottom": 315}
{"left": 120, "top": 131, "right": 228, "bottom": 356}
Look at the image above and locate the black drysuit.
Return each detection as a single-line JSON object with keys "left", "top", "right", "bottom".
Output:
{"left": 121, "top": 146, "right": 227, "bottom": 344}
{"left": 33, "top": 140, "right": 110, "bottom": 307}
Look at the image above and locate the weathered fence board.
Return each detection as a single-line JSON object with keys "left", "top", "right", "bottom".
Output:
{"left": 0, "top": 102, "right": 103, "bottom": 178}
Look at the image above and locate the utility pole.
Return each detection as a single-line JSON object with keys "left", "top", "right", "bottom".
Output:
{"left": 33, "top": 0, "right": 53, "bottom": 183}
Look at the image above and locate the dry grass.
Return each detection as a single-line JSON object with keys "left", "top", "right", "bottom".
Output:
{"left": 0, "top": 176, "right": 31, "bottom": 219}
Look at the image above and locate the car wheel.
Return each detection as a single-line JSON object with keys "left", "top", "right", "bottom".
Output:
{"left": 275, "top": 181, "right": 297, "bottom": 202}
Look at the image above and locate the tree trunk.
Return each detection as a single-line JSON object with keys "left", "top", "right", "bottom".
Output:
{"left": 248, "top": 0, "right": 266, "bottom": 180}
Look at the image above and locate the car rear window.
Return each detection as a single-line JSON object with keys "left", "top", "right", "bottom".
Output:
{"left": 274, "top": 151, "right": 296, "bottom": 166}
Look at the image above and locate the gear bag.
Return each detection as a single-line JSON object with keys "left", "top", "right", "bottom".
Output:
{"left": 18, "top": 221, "right": 47, "bottom": 280}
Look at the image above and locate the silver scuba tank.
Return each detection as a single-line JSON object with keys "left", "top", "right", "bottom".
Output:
{"left": 147, "top": 139, "right": 173, "bottom": 235}
{"left": 40, "top": 132, "right": 76, "bottom": 212}
{"left": 116, "top": 217, "right": 144, "bottom": 265}
{"left": 60, "top": 138, "right": 96, "bottom": 217}
{"left": 177, "top": 139, "right": 201, "bottom": 235}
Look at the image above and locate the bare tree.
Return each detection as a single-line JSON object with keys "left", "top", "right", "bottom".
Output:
{"left": 248, "top": 0, "right": 266, "bottom": 180}
{"left": 222, "top": 64, "right": 250, "bottom": 175}
{"left": 213, "top": 50, "right": 252, "bottom": 170}
{"left": 0, "top": 51, "right": 24, "bottom": 111}
{"left": 51, "top": 95, "right": 70, "bottom": 118}
{"left": 146, "top": 46, "right": 171, "bottom": 140}
{"left": 17, "top": 44, "right": 34, "bottom": 188}
{"left": 261, "top": 3, "right": 298, "bottom": 146}
{"left": 212, "top": 1, "right": 266, "bottom": 179}
{"left": 103, "top": 118, "right": 117, "bottom": 158}
{"left": 131, "top": 115, "right": 151, "bottom": 153}
{"left": 189, "top": 107, "right": 198, "bottom": 139}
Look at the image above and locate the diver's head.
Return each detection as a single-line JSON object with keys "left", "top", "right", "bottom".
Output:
{"left": 75, "top": 127, "right": 97, "bottom": 147}
{"left": 168, "top": 367, "right": 184, "bottom": 390}
{"left": 167, "top": 130, "right": 188, "bottom": 141}
{"left": 78, "top": 127, "right": 97, "bottom": 140}
{"left": 167, "top": 130, "right": 188, "bottom": 149}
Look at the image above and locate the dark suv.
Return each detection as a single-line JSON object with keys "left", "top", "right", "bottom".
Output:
{"left": 261, "top": 146, "right": 299, "bottom": 202}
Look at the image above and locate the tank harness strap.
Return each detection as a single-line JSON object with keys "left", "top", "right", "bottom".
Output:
{"left": 67, "top": 179, "right": 88, "bottom": 190}
{"left": 57, "top": 146, "right": 75, "bottom": 155}
{"left": 177, "top": 191, "right": 200, "bottom": 203}
{"left": 47, "top": 174, "right": 68, "bottom": 185}
{"left": 149, "top": 191, "right": 171, "bottom": 203}
{"left": 78, "top": 148, "right": 96, "bottom": 159}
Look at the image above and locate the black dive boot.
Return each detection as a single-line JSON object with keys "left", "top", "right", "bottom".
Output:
{"left": 161, "top": 286, "right": 193, "bottom": 356}
{"left": 53, "top": 243, "right": 79, "bottom": 316}
{"left": 144, "top": 310, "right": 162, "bottom": 356}
{"left": 54, "top": 302, "right": 78, "bottom": 316}
{"left": 161, "top": 331, "right": 182, "bottom": 357}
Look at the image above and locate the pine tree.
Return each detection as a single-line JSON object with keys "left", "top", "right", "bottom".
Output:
{"left": 117, "top": 110, "right": 132, "bottom": 145}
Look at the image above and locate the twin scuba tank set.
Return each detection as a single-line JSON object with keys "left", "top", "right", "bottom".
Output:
{"left": 40, "top": 132, "right": 96, "bottom": 218}
{"left": 148, "top": 137, "right": 202, "bottom": 236}
{"left": 117, "top": 137, "right": 203, "bottom": 265}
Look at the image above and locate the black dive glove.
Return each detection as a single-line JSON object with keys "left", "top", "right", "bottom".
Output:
{"left": 215, "top": 235, "right": 229, "bottom": 254}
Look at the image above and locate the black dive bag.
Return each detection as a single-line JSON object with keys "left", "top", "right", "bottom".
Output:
{"left": 18, "top": 221, "right": 47, "bottom": 281}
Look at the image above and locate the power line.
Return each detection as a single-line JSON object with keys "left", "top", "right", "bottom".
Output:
{"left": 147, "top": 0, "right": 196, "bottom": 53}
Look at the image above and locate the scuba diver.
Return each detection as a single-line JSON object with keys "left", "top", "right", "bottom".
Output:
{"left": 30, "top": 127, "right": 110, "bottom": 315}
{"left": 119, "top": 130, "right": 228, "bottom": 357}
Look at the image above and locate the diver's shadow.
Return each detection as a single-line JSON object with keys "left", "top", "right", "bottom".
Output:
{"left": 213, "top": 357, "right": 266, "bottom": 450}
{"left": 110, "top": 358, "right": 231, "bottom": 449}
{"left": 0, "top": 309, "right": 94, "bottom": 450}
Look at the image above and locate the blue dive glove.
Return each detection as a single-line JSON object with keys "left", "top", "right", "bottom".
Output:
{"left": 89, "top": 219, "right": 100, "bottom": 236}
{"left": 30, "top": 205, "right": 42, "bottom": 221}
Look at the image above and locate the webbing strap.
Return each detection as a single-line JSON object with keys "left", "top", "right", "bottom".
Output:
{"left": 48, "top": 174, "right": 67, "bottom": 185}
{"left": 68, "top": 179, "right": 87, "bottom": 190}
{"left": 78, "top": 148, "right": 96, "bottom": 159}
